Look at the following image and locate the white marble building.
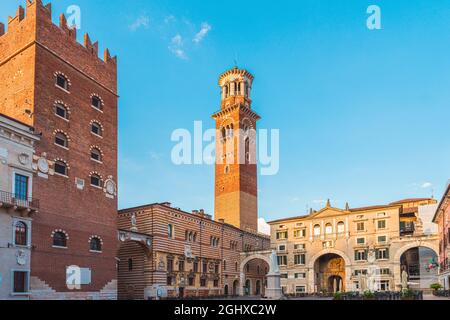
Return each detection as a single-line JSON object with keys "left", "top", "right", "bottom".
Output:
{"left": 0, "top": 114, "right": 40, "bottom": 300}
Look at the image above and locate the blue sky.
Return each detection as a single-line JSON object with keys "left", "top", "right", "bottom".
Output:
{"left": 2, "top": 0, "right": 450, "bottom": 225}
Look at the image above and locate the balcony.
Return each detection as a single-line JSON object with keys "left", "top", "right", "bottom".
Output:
{"left": 400, "top": 223, "right": 415, "bottom": 236}
{"left": 0, "top": 190, "right": 39, "bottom": 213}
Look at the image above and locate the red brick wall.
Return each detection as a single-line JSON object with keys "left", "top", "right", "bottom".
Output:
{"left": 0, "top": 1, "right": 118, "bottom": 294}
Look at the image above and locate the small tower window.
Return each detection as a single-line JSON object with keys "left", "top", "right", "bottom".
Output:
{"left": 55, "top": 132, "right": 68, "bottom": 148}
{"left": 91, "top": 174, "right": 102, "bottom": 187}
{"left": 91, "top": 96, "right": 103, "bottom": 110}
{"left": 54, "top": 161, "right": 68, "bottom": 176}
{"left": 91, "top": 148, "right": 102, "bottom": 162}
{"left": 53, "top": 232, "right": 67, "bottom": 248}
{"left": 91, "top": 122, "right": 102, "bottom": 136}
{"left": 55, "top": 104, "right": 68, "bottom": 120}
{"left": 56, "top": 74, "right": 69, "bottom": 91}
{"left": 90, "top": 237, "right": 102, "bottom": 252}
{"left": 245, "top": 137, "right": 250, "bottom": 164}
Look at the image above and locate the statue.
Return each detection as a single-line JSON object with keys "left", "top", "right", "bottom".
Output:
{"left": 131, "top": 213, "right": 138, "bottom": 231}
{"left": 269, "top": 250, "right": 280, "bottom": 275}
{"left": 401, "top": 269, "right": 409, "bottom": 290}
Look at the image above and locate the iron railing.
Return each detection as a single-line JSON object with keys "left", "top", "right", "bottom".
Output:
{"left": 0, "top": 190, "right": 39, "bottom": 210}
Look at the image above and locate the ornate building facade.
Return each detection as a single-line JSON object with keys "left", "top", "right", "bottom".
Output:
{"left": 0, "top": 1, "right": 118, "bottom": 299}
{"left": 433, "top": 183, "right": 450, "bottom": 290}
{"left": 269, "top": 199, "right": 440, "bottom": 294}
{"left": 117, "top": 203, "right": 270, "bottom": 299}
{"left": 0, "top": 114, "right": 40, "bottom": 299}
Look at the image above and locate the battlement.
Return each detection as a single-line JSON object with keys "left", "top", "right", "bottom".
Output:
{"left": 0, "top": 0, "right": 116, "bottom": 65}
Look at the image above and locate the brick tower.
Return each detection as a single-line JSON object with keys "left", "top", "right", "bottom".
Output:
{"left": 212, "top": 67, "right": 260, "bottom": 233}
{"left": 0, "top": 1, "right": 118, "bottom": 299}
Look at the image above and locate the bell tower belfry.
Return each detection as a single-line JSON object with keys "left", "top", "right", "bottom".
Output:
{"left": 212, "top": 67, "right": 260, "bottom": 233}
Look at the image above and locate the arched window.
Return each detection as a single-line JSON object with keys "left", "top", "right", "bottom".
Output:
{"left": 325, "top": 223, "right": 333, "bottom": 235}
{"left": 56, "top": 74, "right": 69, "bottom": 91}
{"left": 90, "top": 174, "right": 102, "bottom": 187}
{"left": 313, "top": 224, "right": 321, "bottom": 237}
{"left": 53, "top": 231, "right": 67, "bottom": 248}
{"left": 337, "top": 222, "right": 345, "bottom": 234}
{"left": 54, "top": 160, "right": 68, "bottom": 176}
{"left": 55, "top": 132, "right": 68, "bottom": 148}
{"left": 15, "top": 222, "right": 27, "bottom": 246}
{"left": 90, "top": 237, "right": 102, "bottom": 252}
{"left": 91, "top": 122, "right": 102, "bottom": 136}
{"left": 245, "top": 137, "right": 250, "bottom": 164}
{"left": 224, "top": 85, "right": 229, "bottom": 97}
{"left": 91, "top": 95, "right": 103, "bottom": 110}
{"left": 168, "top": 224, "right": 174, "bottom": 239}
{"left": 236, "top": 82, "right": 241, "bottom": 95}
{"left": 55, "top": 103, "right": 68, "bottom": 120}
{"left": 90, "top": 148, "right": 102, "bottom": 162}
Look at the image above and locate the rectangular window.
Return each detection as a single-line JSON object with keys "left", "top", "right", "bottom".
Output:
{"left": 295, "top": 286, "right": 306, "bottom": 294}
{"left": 378, "top": 235, "right": 387, "bottom": 244}
{"left": 193, "top": 262, "right": 198, "bottom": 273}
{"left": 167, "top": 276, "right": 173, "bottom": 286}
{"left": 377, "top": 220, "right": 386, "bottom": 229}
{"left": 167, "top": 259, "right": 173, "bottom": 272}
{"left": 277, "top": 255, "right": 287, "bottom": 266}
{"left": 200, "top": 278, "right": 206, "bottom": 287}
{"left": 188, "top": 277, "right": 195, "bottom": 286}
{"left": 294, "top": 243, "right": 306, "bottom": 250}
{"left": 356, "top": 222, "right": 365, "bottom": 232}
{"left": 294, "top": 254, "right": 306, "bottom": 265}
{"left": 354, "top": 269, "right": 367, "bottom": 276}
{"left": 355, "top": 250, "right": 367, "bottom": 261}
{"left": 276, "top": 231, "right": 288, "bottom": 240}
{"left": 13, "top": 271, "right": 28, "bottom": 294}
{"left": 179, "top": 260, "right": 185, "bottom": 272}
{"left": 280, "top": 273, "right": 288, "bottom": 279}
{"left": 356, "top": 237, "right": 365, "bottom": 245}
{"left": 14, "top": 174, "right": 28, "bottom": 200}
{"left": 294, "top": 229, "right": 306, "bottom": 238}
{"left": 380, "top": 268, "right": 390, "bottom": 275}
{"left": 380, "top": 280, "right": 390, "bottom": 291}
{"left": 295, "top": 273, "right": 306, "bottom": 279}
{"left": 213, "top": 279, "right": 219, "bottom": 287}
{"left": 376, "top": 248, "right": 389, "bottom": 260}
{"left": 202, "top": 263, "right": 208, "bottom": 273}
{"left": 278, "top": 245, "right": 286, "bottom": 252}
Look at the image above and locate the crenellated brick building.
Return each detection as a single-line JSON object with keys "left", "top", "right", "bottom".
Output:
{"left": 0, "top": 0, "right": 118, "bottom": 299}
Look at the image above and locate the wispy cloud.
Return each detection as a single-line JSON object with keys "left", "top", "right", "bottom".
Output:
{"left": 421, "top": 182, "right": 432, "bottom": 189}
{"left": 193, "top": 22, "right": 211, "bottom": 43}
{"left": 169, "top": 34, "right": 188, "bottom": 60}
{"left": 129, "top": 15, "right": 150, "bottom": 31}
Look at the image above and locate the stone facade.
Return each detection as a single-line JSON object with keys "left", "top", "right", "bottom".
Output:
{"left": 0, "top": 114, "right": 40, "bottom": 300}
{"left": 117, "top": 203, "right": 270, "bottom": 300}
{"left": 433, "top": 183, "right": 450, "bottom": 290}
{"left": 0, "top": 1, "right": 118, "bottom": 299}
{"left": 269, "top": 199, "right": 440, "bottom": 294}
